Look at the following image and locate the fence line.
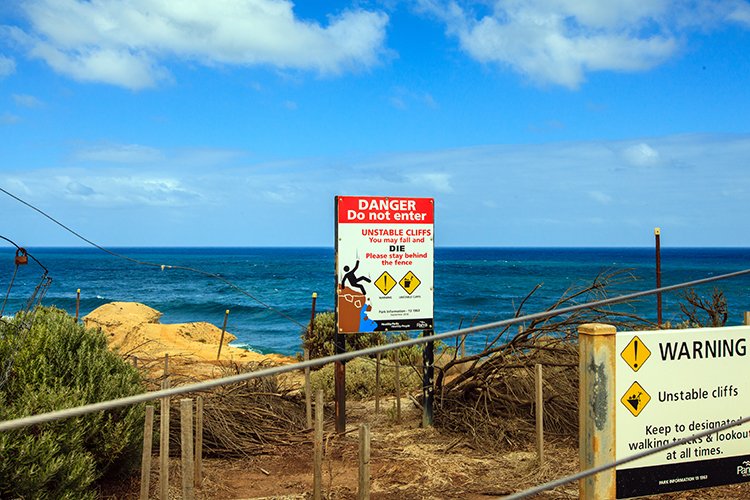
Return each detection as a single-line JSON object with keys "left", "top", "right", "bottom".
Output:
{"left": 504, "top": 413, "right": 750, "bottom": 499}
{"left": 2, "top": 266, "right": 750, "bottom": 433}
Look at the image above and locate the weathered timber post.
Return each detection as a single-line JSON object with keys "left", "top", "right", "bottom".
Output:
{"left": 159, "top": 377, "right": 170, "bottom": 500}
{"left": 579, "top": 323, "right": 617, "bottom": 500}
{"left": 375, "top": 352, "right": 381, "bottom": 414}
{"left": 304, "top": 348, "right": 312, "bottom": 428}
{"left": 180, "top": 399, "right": 195, "bottom": 500}
{"left": 195, "top": 396, "right": 203, "bottom": 488}
{"left": 535, "top": 363, "right": 544, "bottom": 466}
{"left": 139, "top": 405, "right": 154, "bottom": 500}
{"left": 358, "top": 424, "right": 371, "bottom": 500}
{"left": 313, "top": 390, "right": 324, "bottom": 500}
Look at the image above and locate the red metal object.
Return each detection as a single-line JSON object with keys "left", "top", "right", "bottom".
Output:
{"left": 15, "top": 248, "right": 28, "bottom": 265}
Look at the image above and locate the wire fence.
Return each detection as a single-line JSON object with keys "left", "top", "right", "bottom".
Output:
{"left": 2, "top": 265, "right": 750, "bottom": 434}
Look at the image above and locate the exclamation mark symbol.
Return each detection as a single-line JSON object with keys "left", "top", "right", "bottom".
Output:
{"left": 633, "top": 340, "right": 639, "bottom": 368}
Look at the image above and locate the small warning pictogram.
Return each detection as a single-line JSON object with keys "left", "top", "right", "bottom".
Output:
{"left": 621, "top": 381, "right": 651, "bottom": 417}
{"left": 374, "top": 271, "right": 397, "bottom": 295}
{"left": 399, "top": 271, "right": 421, "bottom": 295}
{"left": 621, "top": 335, "right": 651, "bottom": 372}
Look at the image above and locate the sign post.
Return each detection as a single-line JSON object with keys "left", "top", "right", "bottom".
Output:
{"left": 335, "top": 196, "right": 435, "bottom": 430}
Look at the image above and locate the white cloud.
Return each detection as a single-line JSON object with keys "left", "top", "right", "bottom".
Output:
{"left": 8, "top": 0, "right": 389, "bottom": 89}
{"left": 12, "top": 93, "right": 43, "bottom": 108}
{"left": 588, "top": 190, "right": 613, "bottom": 204}
{"left": 406, "top": 172, "right": 453, "bottom": 192}
{"left": 66, "top": 180, "right": 95, "bottom": 196}
{"left": 389, "top": 87, "right": 439, "bottom": 110}
{"left": 0, "top": 55, "right": 15, "bottom": 77}
{"left": 0, "top": 112, "right": 20, "bottom": 124}
{"left": 622, "top": 142, "right": 661, "bottom": 167}
{"left": 4, "top": 133, "right": 750, "bottom": 245}
{"left": 55, "top": 175, "right": 201, "bottom": 206}
{"left": 75, "top": 143, "right": 166, "bottom": 163}
{"left": 728, "top": 0, "right": 750, "bottom": 26}
{"left": 419, "top": 0, "right": 747, "bottom": 88}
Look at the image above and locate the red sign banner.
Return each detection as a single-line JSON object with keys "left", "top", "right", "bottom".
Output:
{"left": 338, "top": 196, "right": 434, "bottom": 224}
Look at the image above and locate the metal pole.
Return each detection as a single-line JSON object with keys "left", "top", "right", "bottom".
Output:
{"left": 309, "top": 292, "right": 318, "bottom": 334}
{"left": 75, "top": 288, "right": 80, "bottom": 321}
{"left": 334, "top": 342, "right": 346, "bottom": 433}
{"left": 216, "top": 309, "right": 230, "bottom": 360}
{"left": 422, "top": 329, "right": 434, "bottom": 427}
{"left": 655, "top": 227, "right": 662, "bottom": 327}
{"left": 333, "top": 195, "right": 346, "bottom": 434}
{"left": 305, "top": 293, "right": 317, "bottom": 429}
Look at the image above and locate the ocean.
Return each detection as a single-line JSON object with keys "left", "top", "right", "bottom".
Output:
{"left": 2, "top": 247, "right": 749, "bottom": 356}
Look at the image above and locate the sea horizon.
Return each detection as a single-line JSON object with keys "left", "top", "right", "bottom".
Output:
{"left": 3, "top": 246, "right": 750, "bottom": 356}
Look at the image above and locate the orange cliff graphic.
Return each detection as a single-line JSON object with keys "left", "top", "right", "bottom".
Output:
{"left": 337, "top": 286, "right": 377, "bottom": 333}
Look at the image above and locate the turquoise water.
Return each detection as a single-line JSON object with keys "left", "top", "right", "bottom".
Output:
{"left": 2, "top": 247, "right": 749, "bottom": 355}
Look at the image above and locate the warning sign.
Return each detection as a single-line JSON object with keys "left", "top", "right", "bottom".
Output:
{"left": 335, "top": 196, "right": 434, "bottom": 333}
{"left": 621, "top": 335, "right": 651, "bottom": 372}
{"left": 615, "top": 326, "right": 750, "bottom": 498}
{"left": 374, "top": 271, "right": 397, "bottom": 295}
{"left": 399, "top": 271, "right": 421, "bottom": 295}
{"left": 621, "top": 381, "right": 651, "bottom": 417}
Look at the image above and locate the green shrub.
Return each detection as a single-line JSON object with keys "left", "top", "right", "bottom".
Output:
{"left": 308, "top": 357, "right": 422, "bottom": 400}
{"left": 0, "top": 307, "right": 145, "bottom": 499}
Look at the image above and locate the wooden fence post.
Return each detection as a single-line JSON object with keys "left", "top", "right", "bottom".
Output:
{"left": 313, "top": 390, "right": 324, "bottom": 500}
{"left": 159, "top": 378, "right": 170, "bottom": 500}
{"left": 535, "top": 363, "right": 544, "bottom": 466}
{"left": 139, "top": 405, "right": 154, "bottom": 500}
{"left": 358, "top": 424, "right": 371, "bottom": 500}
{"left": 305, "top": 348, "right": 312, "bottom": 429}
{"left": 579, "top": 323, "right": 617, "bottom": 500}
{"left": 180, "top": 399, "right": 195, "bottom": 500}
{"left": 195, "top": 396, "right": 203, "bottom": 488}
{"left": 375, "top": 352, "right": 381, "bottom": 414}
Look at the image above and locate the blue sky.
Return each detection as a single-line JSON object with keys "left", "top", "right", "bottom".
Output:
{"left": 1, "top": 0, "right": 749, "bottom": 247}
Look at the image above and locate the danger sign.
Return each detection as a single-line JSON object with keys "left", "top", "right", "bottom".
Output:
{"left": 335, "top": 195, "right": 434, "bottom": 333}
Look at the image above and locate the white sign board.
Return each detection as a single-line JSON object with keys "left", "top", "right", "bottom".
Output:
{"left": 335, "top": 195, "right": 434, "bottom": 333}
{"left": 615, "top": 325, "right": 750, "bottom": 498}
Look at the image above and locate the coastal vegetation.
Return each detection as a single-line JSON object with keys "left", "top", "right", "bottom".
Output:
{"left": 0, "top": 307, "right": 145, "bottom": 499}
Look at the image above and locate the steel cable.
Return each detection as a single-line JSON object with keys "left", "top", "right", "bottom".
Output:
{"left": 1, "top": 264, "right": 749, "bottom": 432}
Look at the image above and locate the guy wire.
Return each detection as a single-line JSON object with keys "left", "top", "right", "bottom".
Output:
{"left": 0, "top": 187, "right": 305, "bottom": 328}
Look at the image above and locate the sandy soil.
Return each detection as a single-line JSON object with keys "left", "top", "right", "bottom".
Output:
{"left": 103, "top": 396, "right": 750, "bottom": 500}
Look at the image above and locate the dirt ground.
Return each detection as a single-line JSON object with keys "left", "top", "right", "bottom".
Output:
{"left": 89, "top": 302, "right": 750, "bottom": 499}
{"left": 103, "top": 394, "right": 750, "bottom": 499}
{"left": 105, "top": 395, "right": 581, "bottom": 499}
